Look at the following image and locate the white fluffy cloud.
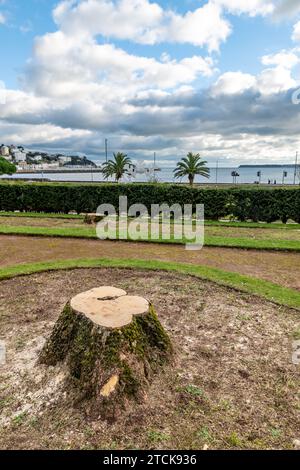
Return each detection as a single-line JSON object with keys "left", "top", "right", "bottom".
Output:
{"left": 215, "top": 0, "right": 274, "bottom": 16}
{"left": 211, "top": 56, "right": 298, "bottom": 97}
{"left": 25, "top": 31, "right": 215, "bottom": 101}
{"left": 261, "top": 50, "right": 300, "bottom": 68}
{"left": 53, "top": 0, "right": 231, "bottom": 51}
{"left": 0, "top": 12, "right": 5, "bottom": 24}
{"left": 292, "top": 20, "right": 300, "bottom": 41}
{"left": 1, "top": 0, "right": 300, "bottom": 162}
{"left": 257, "top": 66, "right": 297, "bottom": 94}
{"left": 211, "top": 72, "right": 256, "bottom": 95}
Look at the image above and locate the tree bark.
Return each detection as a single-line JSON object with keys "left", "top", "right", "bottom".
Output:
{"left": 84, "top": 213, "right": 105, "bottom": 224}
{"left": 39, "top": 286, "right": 172, "bottom": 420}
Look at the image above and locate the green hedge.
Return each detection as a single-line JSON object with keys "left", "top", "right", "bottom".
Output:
{"left": 0, "top": 182, "right": 299, "bottom": 223}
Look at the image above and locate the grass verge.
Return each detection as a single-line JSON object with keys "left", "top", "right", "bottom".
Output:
{"left": 0, "top": 224, "right": 299, "bottom": 251}
{"left": 0, "top": 211, "right": 83, "bottom": 220}
{"left": 1, "top": 211, "right": 300, "bottom": 230}
{"left": 205, "top": 220, "right": 300, "bottom": 230}
{"left": 0, "top": 258, "right": 300, "bottom": 310}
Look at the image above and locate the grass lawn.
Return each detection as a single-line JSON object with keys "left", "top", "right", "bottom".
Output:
{"left": 2, "top": 211, "right": 300, "bottom": 229}
{"left": 1, "top": 257, "right": 300, "bottom": 309}
{"left": 0, "top": 223, "right": 299, "bottom": 251}
{"left": 0, "top": 211, "right": 83, "bottom": 219}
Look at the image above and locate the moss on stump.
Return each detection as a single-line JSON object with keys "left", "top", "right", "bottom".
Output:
{"left": 39, "top": 286, "right": 172, "bottom": 420}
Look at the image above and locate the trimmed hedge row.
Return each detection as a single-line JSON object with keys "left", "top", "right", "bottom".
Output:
{"left": 0, "top": 182, "right": 299, "bottom": 223}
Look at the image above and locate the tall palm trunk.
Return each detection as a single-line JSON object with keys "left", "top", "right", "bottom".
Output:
{"left": 189, "top": 174, "right": 194, "bottom": 186}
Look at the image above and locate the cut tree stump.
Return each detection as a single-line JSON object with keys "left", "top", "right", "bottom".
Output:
{"left": 84, "top": 213, "right": 105, "bottom": 224}
{"left": 39, "top": 286, "right": 172, "bottom": 419}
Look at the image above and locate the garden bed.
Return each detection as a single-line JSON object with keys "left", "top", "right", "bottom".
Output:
{"left": 0, "top": 268, "right": 299, "bottom": 449}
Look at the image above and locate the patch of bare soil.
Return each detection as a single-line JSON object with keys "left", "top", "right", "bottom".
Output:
{"left": 0, "top": 216, "right": 84, "bottom": 228}
{"left": 1, "top": 235, "right": 300, "bottom": 290}
{"left": 0, "top": 268, "right": 299, "bottom": 450}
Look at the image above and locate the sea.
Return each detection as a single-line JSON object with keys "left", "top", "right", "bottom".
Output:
{"left": 1, "top": 165, "right": 299, "bottom": 185}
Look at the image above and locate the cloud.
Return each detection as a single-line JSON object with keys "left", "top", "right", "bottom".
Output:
{"left": 261, "top": 50, "right": 300, "bottom": 68}
{"left": 273, "top": 0, "right": 300, "bottom": 19}
{"left": 1, "top": 0, "right": 300, "bottom": 163}
{"left": 210, "top": 60, "right": 298, "bottom": 97}
{"left": 256, "top": 66, "right": 297, "bottom": 94}
{"left": 215, "top": 0, "right": 274, "bottom": 16}
{"left": 24, "top": 32, "right": 215, "bottom": 105}
{"left": 0, "top": 12, "right": 5, "bottom": 24}
{"left": 53, "top": 0, "right": 232, "bottom": 51}
{"left": 292, "top": 20, "right": 300, "bottom": 41}
{"left": 211, "top": 72, "right": 256, "bottom": 95}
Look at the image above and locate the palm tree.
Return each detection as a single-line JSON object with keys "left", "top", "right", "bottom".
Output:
{"left": 102, "top": 152, "right": 132, "bottom": 182}
{"left": 174, "top": 152, "right": 210, "bottom": 186}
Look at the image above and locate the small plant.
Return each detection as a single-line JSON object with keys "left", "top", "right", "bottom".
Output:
{"left": 12, "top": 412, "right": 27, "bottom": 427}
{"left": 237, "top": 313, "right": 251, "bottom": 322}
{"left": 292, "top": 329, "right": 300, "bottom": 340}
{"left": 227, "top": 431, "right": 243, "bottom": 448}
{"left": 147, "top": 430, "right": 170, "bottom": 444}
{"left": 15, "top": 338, "right": 26, "bottom": 351}
{"left": 28, "top": 416, "right": 39, "bottom": 428}
{"left": 217, "top": 399, "right": 232, "bottom": 411}
{"left": 270, "top": 427, "right": 282, "bottom": 438}
{"left": 0, "top": 396, "right": 13, "bottom": 410}
{"left": 184, "top": 384, "right": 204, "bottom": 397}
{"left": 196, "top": 426, "right": 213, "bottom": 442}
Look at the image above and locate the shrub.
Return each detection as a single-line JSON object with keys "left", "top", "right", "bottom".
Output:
{"left": 0, "top": 182, "right": 299, "bottom": 223}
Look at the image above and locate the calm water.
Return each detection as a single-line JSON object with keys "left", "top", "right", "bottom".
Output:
{"left": 2, "top": 165, "right": 299, "bottom": 185}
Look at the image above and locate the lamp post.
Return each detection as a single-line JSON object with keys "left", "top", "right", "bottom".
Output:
{"left": 257, "top": 171, "right": 262, "bottom": 184}
{"left": 282, "top": 171, "right": 287, "bottom": 185}
{"left": 105, "top": 139, "right": 108, "bottom": 163}
{"left": 294, "top": 152, "right": 298, "bottom": 185}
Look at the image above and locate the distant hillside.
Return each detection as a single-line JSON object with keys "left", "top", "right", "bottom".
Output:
{"left": 239, "top": 164, "right": 296, "bottom": 168}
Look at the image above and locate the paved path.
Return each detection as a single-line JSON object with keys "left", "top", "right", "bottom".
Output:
{"left": 0, "top": 235, "right": 299, "bottom": 289}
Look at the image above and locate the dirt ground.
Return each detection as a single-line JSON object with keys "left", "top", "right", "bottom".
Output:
{"left": 0, "top": 268, "right": 299, "bottom": 450}
{"left": 0, "top": 235, "right": 299, "bottom": 290}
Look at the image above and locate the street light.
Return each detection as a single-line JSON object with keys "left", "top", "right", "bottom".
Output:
{"left": 257, "top": 171, "right": 262, "bottom": 184}
{"left": 282, "top": 171, "right": 287, "bottom": 185}
{"left": 294, "top": 152, "right": 298, "bottom": 185}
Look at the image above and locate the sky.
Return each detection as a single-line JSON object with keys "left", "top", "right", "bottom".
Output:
{"left": 1, "top": 1, "right": 300, "bottom": 166}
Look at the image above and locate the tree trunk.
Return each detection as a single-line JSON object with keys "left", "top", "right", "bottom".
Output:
{"left": 84, "top": 213, "right": 105, "bottom": 224}
{"left": 39, "top": 286, "right": 172, "bottom": 420}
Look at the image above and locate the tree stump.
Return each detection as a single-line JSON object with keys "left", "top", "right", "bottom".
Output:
{"left": 39, "top": 286, "right": 172, "bottom": 419}
{"left": 84, "top": 213, "right": 105, "bottom": 224}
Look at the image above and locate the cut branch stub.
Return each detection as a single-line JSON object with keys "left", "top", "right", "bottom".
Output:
{"left": 39, "top": 286, "right": 172, "bottom": 420}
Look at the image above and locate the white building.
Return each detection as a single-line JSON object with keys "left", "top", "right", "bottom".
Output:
{"left": 13, "top": 150, "right": 27, "bottom": 162}
{"left": 58, "top": 156, "right": 72, "bottom": 164}
{"left": 0, "top": 145, "right": 10, "bottom": 157}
